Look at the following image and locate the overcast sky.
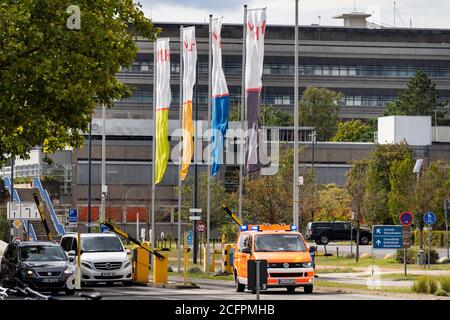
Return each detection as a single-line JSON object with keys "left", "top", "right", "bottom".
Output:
{"left": 136, "top": 0, "right": 450, "bottom": 29}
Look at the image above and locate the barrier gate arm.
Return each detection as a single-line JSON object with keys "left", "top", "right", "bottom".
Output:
{"left": 102, "top": 221, "right": 165, "bottom": 260}
{"left": 222, "top": 205, "right": 243, "bottom": 227}
{"left": 32, "top": 193, "right": 52, "bottom": 241}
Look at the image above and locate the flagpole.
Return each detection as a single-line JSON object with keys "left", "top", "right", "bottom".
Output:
{"left": 206, "top": 14, "right": 213, "bottom": 273}
{"left": 151, "top": 41, "right": 157, "bottom": 250}
{"left": 239, "top": 4, "right": 247, "bottom": 220}
{"left": 177, "top": 25, "right": 184, "bottom": 273}
{"left": 293, "top": 0, "right": 299, "bottom": 227}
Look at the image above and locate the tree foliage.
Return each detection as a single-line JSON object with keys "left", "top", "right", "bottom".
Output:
{"left": 0, "top": 0, "right": 159, "bottom": 162}
{"left": 384, "top": 70, "right": 446, "bottom": 119}
{"left": 332, "top": 119, "right": 376, "bottom": 142}
{"left": 316, "top": 184, "right": 351, "bottom": 221}
{"left": 299, "top": 87, "right": 343, "bottom": 141}
{"left": 229, "top": 104, "right": 293, "bottom": 127}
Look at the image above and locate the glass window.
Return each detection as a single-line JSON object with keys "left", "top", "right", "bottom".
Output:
{"left": 19, "top": 246, "right": 67, "bottom": 262}
{"left": 254, "top": 234, "right": 306, "bottom": 252}
{"left": 322, "top": 66, "right": 331, "bottom": 76}
{"left": 81, "top": 236, "right": 124, "bottom": 253}
{"left": 331, "top": 67, "right": 339, "bottom": 76}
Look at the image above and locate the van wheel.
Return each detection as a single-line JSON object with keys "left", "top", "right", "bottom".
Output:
{"left": 359, "top": 235, "right": 370, "bottom": 245}
{"left": 304, "top": 285, "right": 313, "bottom": 294}
{"left": 286, "top": 287, "right": 296, "bottom": 293}
{"left": 234, "top": 272, "right": 245, "bottom": 293}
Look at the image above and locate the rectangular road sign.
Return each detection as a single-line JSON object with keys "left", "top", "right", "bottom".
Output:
{"left": 373, "top": 225, "right": 403, "bottom": 249}
{"left": 189, "top": 208, "right": 202, "bottom": 213}
{"left": 7, "top": 202, "right": 40, "bottom": 220}
{"left": 189, "top": 216, "right": 201, "bottom": 221}
{"left": 402, "top": 225, "right": 411, "bottom": 248}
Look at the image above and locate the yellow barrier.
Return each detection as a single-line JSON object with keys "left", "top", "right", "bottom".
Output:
{"left": 132, "top": 247, "right": 150, "bottom": 285}
{"left": 153, "top": 251, "right": 169, "bottom": 285}
{"left": 222, "top": 244, "right": 235, "bottom": 274}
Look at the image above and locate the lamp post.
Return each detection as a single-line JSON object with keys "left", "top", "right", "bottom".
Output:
{"left": 413, "top": 159, "right": 424, "bottom": 266}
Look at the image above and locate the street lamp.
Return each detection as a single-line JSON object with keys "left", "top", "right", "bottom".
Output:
{"left": 413, "top": 159, "right": 424, "bottom": 266}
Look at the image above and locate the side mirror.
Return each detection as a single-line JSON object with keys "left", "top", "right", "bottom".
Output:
{"left": 126, "top": 249, "right": 131, "bottom": 255}
{"left": 309, "top": 246, "right": 317, "bottom": 253}
{"left": 242, "top": 247, "right": 252, "bottom": 254}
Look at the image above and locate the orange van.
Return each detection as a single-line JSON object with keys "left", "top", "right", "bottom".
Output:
{"left": 233, "top": 224, "right": 316, "bottom": 293}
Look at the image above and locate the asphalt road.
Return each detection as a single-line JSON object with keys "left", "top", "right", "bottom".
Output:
{"left": 3, "top": 278, "right": 407, "bottom": 301}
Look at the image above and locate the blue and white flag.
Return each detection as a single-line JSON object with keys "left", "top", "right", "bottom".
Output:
{"left": 211, "top": 17, "right": 229, "bottom": 177}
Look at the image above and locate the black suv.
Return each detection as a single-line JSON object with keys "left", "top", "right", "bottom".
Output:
{"left": 0, "top": 241, "right": 76, "bottom": 295}
{"left": 305, "top": 221, "right": 372, "bottom": 245}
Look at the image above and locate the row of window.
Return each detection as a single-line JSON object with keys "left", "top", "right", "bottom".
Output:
{"left": 120, "top": 62, "right": 450, "bottom": 78}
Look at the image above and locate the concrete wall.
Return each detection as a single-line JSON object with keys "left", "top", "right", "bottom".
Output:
{"left": 378, "top": 116, "right": 432, "bottom": 146}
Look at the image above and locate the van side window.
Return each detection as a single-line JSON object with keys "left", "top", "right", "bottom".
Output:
{"left": 239, "top": 235, "right": 248, "bottom": 252}
{"left": 60, "top": 237, "right": 71, "bottom": 251}
{"left": 70, "top": 238, "right": 78, "bottom": 253}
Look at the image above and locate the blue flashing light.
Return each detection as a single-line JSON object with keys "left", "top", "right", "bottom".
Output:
{"left": 251, "top": 225, "right": 259, "bottom": 231}
{"left": 240, "top": 225, "right": 248, "bottom": 231}
{"left": 290, "top": 225, "right": 298, "bottom": 231}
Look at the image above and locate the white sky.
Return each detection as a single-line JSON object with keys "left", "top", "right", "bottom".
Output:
{"left": 136, "top": 0, "right": 450, "bottom": 29}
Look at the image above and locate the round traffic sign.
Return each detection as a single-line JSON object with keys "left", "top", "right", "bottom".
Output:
{"left": 423, "top": 212, "right": 436, "bottom": 225}
{"left": 399, "top": 211, "right": 413, "bottom": 225}
{"left": 196, "top": 221, "right": 206, "bottom": 233}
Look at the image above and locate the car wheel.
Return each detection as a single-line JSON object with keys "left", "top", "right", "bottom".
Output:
{"left": 234, "top": 271, "right": 245, "bottom": 293}
{"left": 65, "top": 289, "right": 75, "bottom": 296}
{"left": 359, "top": 235, "right": 370, "bottom": 245}
{"left": 320, "top": 235, "right": 329, "bottom": 245}
{"left": 314, "top": 240, "right": 321, "bottom": 245}
{"left": 304, "top": 285, "right": 313, "bottom": 294}
{"left": 122, "top": 281, "right": 133, "bottom": 287}
{"left": 286, "top": 286, "right": 296, "bottom": 293}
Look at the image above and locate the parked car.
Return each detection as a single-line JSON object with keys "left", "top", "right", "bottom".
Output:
{"left": 60, "top": 233, "right": 132, "bottom": 286}
{"left": 0, "top": 241, "right": 76, "bottom": 295}
{"left": 305, "top": 221, "right": 372, "bottom": 245}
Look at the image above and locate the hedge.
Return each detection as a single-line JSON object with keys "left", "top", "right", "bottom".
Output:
{"left": 396, "top": 247, "right": 439, "bottom": 264}
{"left": 413, "top": 230, "right": 450, "bottom": 247}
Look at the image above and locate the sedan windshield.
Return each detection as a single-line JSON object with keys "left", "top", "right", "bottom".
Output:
{"left": 81, "top": 237, "right": 124, "bottom": 253}
{"left": 19, "top": 246, "right": 67, "bottom": 262}
{"left": 254, "top": 234, "right": 306, "bottom": 252}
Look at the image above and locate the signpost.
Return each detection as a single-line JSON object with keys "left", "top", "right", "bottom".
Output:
{"left": 399, "top": 211, "right": 413, "bottom": 276}
{"left": 190, "top": 208, "right": 202, "bottom": 264}
{"left": 68, "top": 209, "right": 78, "bottom": 228}
{"left": 423, "top": 211, "right": 436, "bottom": 269}
{"left": 372, "top": 225, "right": 403, "bottom": 275}
{"left": 445, "top": 199, "right": 449, "bottom": 259}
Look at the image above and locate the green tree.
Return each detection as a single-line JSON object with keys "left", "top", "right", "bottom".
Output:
{"left": 299, "top": 168, "right": 321, "bottom": 227}
{"left": 345, "top": 160, "right": 369, "bottom": 262}
{"left": 0, "top": 209, "right": 9, "bottom": 242}
{"left": 316, "top": 184, "right": 351, "bottom": 221}
{"left": 364, "top": 142, "right": 413, "bottom": 225}
{"left": 332, "top": 119, "right": 376, "bottom": 142}
{"left": 384, "top": 70, "right": 446, "bottom": 119}
{"left": 0, "top": 0, "right": 158, "bottom": 163}
{"left": 388, "top": 156, "right": 415, "bottom": 223}
{"left": 299, "top": 87, "right": 343, "bottom": 141}
{"left": 229, "top": 104, "right": 293, "bottom": 127}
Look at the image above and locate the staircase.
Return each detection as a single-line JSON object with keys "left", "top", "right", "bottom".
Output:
{"left": 15, "top": 188, "right": 61, "bottom": 242}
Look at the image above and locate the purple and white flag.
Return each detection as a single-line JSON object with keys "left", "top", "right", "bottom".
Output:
{"left": 244, "top": 8, "right": 266, "bottom": 174}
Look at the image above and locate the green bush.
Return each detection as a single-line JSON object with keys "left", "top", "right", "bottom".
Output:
{"left": 396, "top": 247, "right": 439, "bottom": 264}
{"left": 412, "top": 277, "right": 428, "bottom": 293}
{"left": 435, "top": 289, "right": 448, "bottom": 296}
{"left": 427, "top": 278, "right": 438, "bottom": 294}
{"left": 413, "top": 229, "right": 449, "bottom": 247}
{"left": 439, "top": 276, "right": 450, "bottom": 293}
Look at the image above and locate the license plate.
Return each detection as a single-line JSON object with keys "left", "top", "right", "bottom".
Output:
{"left": 101, "top": 272, "right": 115, "bottom": 276}
{"left": 278, "top": 279, "right": 296, "bottom": 285}
{"left": 42, "top": 278, "right": 59, "bottom": 283}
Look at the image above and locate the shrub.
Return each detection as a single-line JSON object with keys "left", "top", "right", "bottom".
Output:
{"left": 413, "top": 230, "right": 449, "bottom": 247}
{"left": 435, "top": 289, "right": 448, "bottom": 297}
{"left": 412, "top": 277, "right": 428, "bottom": 293}
{"left": 427, "top": 278, "right": 438, "bottom": 294}
{"left": 396, "top": 247, "right": 439, "bottom": 264}
{"left": 0, "top": 209, "right": 10, "bottom": 242}
{"left": 439, "top": 276, "right": 450, "bottom": 293}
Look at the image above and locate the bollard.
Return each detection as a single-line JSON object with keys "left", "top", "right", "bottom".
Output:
{"left": 336, "top": 247, "right": 339, "bottom": 257}
{"left": 153, "top": 251, "right": 169, "bottom": 285}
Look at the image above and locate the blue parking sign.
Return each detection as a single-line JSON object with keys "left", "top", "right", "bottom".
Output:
{"left": 68, "top": 209, "right": 78, "bottom": 223}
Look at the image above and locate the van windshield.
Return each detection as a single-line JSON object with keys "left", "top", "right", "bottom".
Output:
{"left": 81, "top": 237, "right": 124, "bottom": 253}
{"left": 254, "top": 234, "right": 306, "bottom": 252}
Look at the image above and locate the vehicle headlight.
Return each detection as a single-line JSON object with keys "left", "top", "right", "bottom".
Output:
{"left": 27, "top": 270, "right": 34, "bottom": 276}
{"left": 22, "top": 268, "right": 34, "bottom": 276}
{"left": 81, "top": 261, "right": 93, "bottom": 269}
{"left": 301, "top": 262, "right": 312, "bottom": 268}
{"left": 123, "top": 259, "right": 131, "bottom": 268}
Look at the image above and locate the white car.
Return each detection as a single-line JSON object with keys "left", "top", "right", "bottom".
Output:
{"left": 60, "top": 233, "right": 132, "bottom": 286}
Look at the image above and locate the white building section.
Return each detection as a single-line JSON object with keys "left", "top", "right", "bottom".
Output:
{"left": 377, "top": 116, "right": 432, "bottom": 146}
